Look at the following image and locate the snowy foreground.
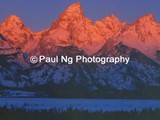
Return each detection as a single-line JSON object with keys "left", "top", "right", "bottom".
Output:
{"left": 0, "top": 98, "right": 160, "bottom": 112}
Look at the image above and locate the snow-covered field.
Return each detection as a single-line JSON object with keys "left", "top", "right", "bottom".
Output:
{"left": 0, "top": 90, "right": 37, "bottom": 97}
{"left": 0, "top": 98, "right": 160, "bottom": 112}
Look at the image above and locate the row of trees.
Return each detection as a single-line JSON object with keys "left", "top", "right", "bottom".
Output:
{"left": 0, "top": 106, "right": 160, "bottom": 120}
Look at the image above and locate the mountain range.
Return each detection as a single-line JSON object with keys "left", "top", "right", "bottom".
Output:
{"left": 0, "top": 2, "right": 160, "bottom": 98}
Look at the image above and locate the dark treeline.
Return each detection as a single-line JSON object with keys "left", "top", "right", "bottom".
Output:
{"left": 0, "top": 107, "right": 160, "bottom": 120}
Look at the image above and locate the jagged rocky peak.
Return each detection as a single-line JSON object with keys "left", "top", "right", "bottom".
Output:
{"left": 1, "top": 15, "right": 24, "bottom": 29}
{"left": 102, "top": 14, "right": 121, "bottom": 23}
{"left": 133, "top": 14, "right": 159, "bottom": 36}
{"left": 46, "top": 2, "right": 94, "bottom": 48}
{"left": 135, "top": 14, "right": 156, "bottom": 24}
{"left": 95, "top": 14, "right": 121, "bottom": 25}
{"left": 94, "top": 14, "right": 125, "bottom": 40}
{"left": 103, "top": 15, "right": 125, "bottom": 30}
{"left": 114, "top": 13, "right": 160, "bottom": 63}
{"left": 51, "top": 2, "right": 85, "bottom": 29}
{"left": 63, "top": 2, "right": 83, "bottom": 14}
{"left": 133, "top": 14, "right": 158, "bottom": 30}
{"left": 59, "top": 2, "right": 84, "bottom": 20}
{"left": 0, "top": 15, "right": 35, "bottom": 50}
{"left": 46, "top": 6, "right": 126, "bottom": 55}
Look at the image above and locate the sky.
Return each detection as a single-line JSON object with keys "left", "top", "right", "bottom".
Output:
{"left": 0, "top": 0, "right": 159, "bottom": 32}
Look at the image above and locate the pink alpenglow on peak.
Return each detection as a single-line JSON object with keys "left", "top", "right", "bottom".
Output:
{"left": 2, "top": 15, "right": 24, "bottom": 29}
{"left": 116, "top": 14, "right": 160, "bottom": 62}
{"left": 0, "top": 3, "right": 160, "bottom": 63}
{"left": 0, "top": 15, "right": 33, "bottom": 48}
{"left": 42, "top": 3, "right": 125, "bottom": 55}
{"left": 0, "top": 15, "right": 42, "bottom": 53}
{"left": 51, "top": 2, "right": 84, "bottom": 30}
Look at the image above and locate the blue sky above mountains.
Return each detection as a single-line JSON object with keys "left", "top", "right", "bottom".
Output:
{"left": 0, "top": 0, "right": 159, "bottom": 31}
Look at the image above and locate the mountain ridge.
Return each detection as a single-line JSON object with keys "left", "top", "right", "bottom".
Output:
{"left": 0, "top": 3, "right": 160, "bottom": 98}
{"left": 0, "top": 3, "right": 159, "bottom": 63}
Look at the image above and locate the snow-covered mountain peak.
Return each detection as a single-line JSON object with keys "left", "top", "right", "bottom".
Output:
{"left": 51, "top": 2, "right": 84, "bottom": 30}
{"left": 64, "top": 2, "right": 83, "bottom": 14}
{"left": 135, "top": 14, "right": 156, "bottom": 24}
{"left": 1, "top": 15, "right": 24, "bottom": 29}
{"left": 103, "top": 14, "right": 120, "bottom": 23}
{"left": 115, "top": 14, "right": 160, "bottom": 63}
{"left": 94, "top": 14, "right": 125, "bottom": 44}
{"left": 0, "top": 15, "right": 36, "bottom": 50}
{"left": 102, "top": 15, "right": 125, "bottom": 32}
{"left": 43, "top": 10, "right": 126, "bottom": 56}
{"left": 132, "top": 14, "right": 159, "bottom": 39}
